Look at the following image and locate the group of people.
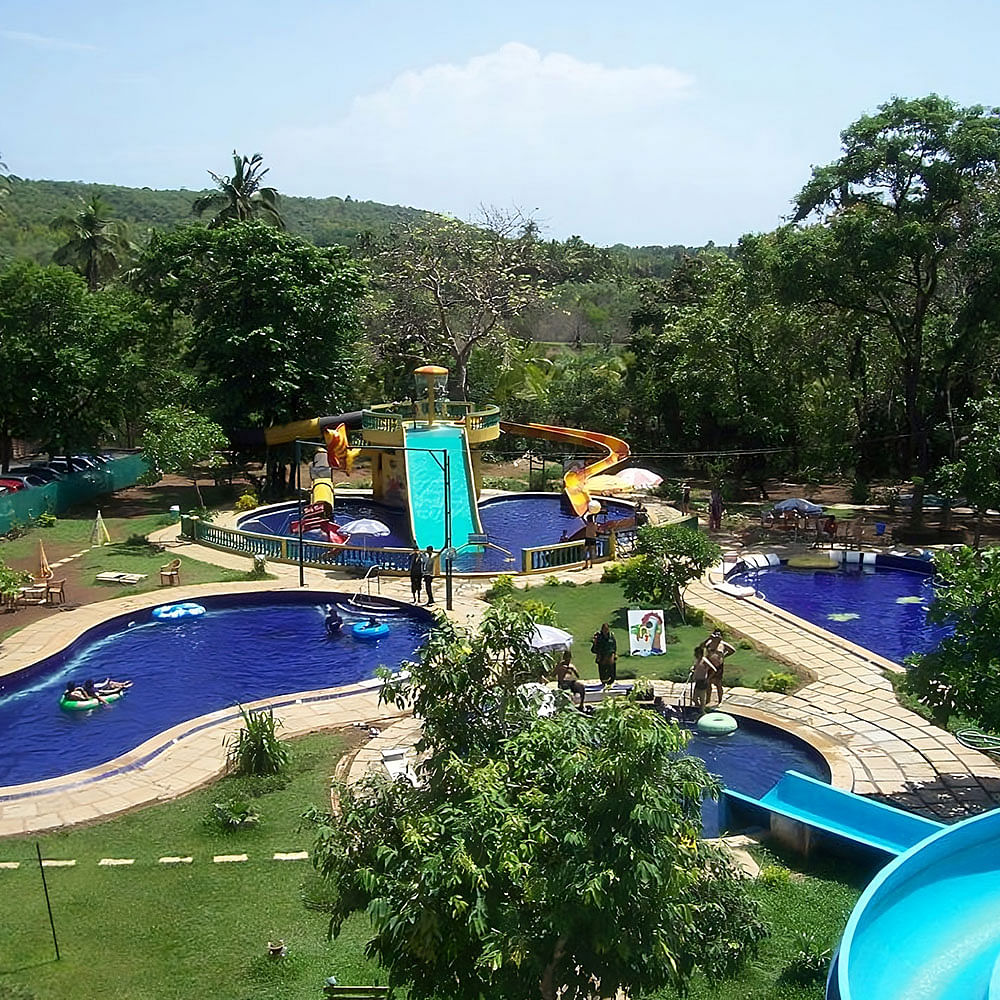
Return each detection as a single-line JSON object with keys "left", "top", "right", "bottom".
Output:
{"left": 63, "top": 677, "right": 132, "bottom": 705}
{"left": 407, "top": 545, "right": 437, "bottom": 605}
{"left": 690, "top": 629, "right": 735, "bottom": 711}
{"left": 550, "top": 622, "right": 617, "bottom": 711}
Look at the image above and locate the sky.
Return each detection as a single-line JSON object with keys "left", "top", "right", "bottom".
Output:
{"left": 3, "top": 0, "right": 1000, "bottom": 246}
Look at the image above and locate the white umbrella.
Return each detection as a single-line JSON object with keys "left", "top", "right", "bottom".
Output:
{"left": 339, "top": 518, "right": 391, "bottom": 557}
{"left": 616, "top": 467, "right": 663, "bottom": 489}
{"left": 529, "top": 623, "right": 574, "bottom": 653}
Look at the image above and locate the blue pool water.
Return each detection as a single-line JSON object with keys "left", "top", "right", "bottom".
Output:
{"left": 728, "top": 564, "right": 951, "bottom": 664}
{"left": 685, "top": 717, "right": 830, "bottom": 836}
{"left": 0, "top": 592, "right": 430, "bottom": 787}
{"left": 240, "top": 494, "right": 635, "bottom": 572}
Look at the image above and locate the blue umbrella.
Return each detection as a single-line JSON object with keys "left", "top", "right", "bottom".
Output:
{"left": 772, "top": 498, "right": 823, "bottom": 515}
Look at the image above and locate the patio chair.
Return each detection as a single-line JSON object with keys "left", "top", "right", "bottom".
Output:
{"left": 159, "top": 558, "right": 181, "bottom": 586}
{"left": 45, "top": 579, "right": 66, "bottom": 605}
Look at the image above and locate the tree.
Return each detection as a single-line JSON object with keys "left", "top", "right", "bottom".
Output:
{"left": 192, "top": 151, "right": 284, "bottom": 229}
{"left": 369, "top": 209, "right": 550, "bottom": 399}
{"left": 307, "top": 605, "right": 764, "bottom": 1000}
{"left": 0, "top": 152, "right": 11, "bottom": 217}
{"left": 906, "top": 546, "right": 1000, "bottom": 730}
{"left": 621, "top": 524, "right": 722, "bottom": 622}
{"left": 140, "top": 406, "right": 227, "bottom": 506}
{"left": 767, "top": 95, "right": 1000, "bottom": 473}
{"left": 132, "top": 222, "right": 367, "bottom": 457}
{"left": 50, "top": 193, "right": 137, "bottom": 290}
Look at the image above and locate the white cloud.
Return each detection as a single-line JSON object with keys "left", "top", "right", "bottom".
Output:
{"left": 0, "top": 29, "right": 97, "bottom": 52}
{"left": 269, "top": 43, "right": 705, "bottom": 242}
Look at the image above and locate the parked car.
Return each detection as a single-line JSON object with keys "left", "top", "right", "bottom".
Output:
{"left": 0, "top": 478, "right": 27, "bottom": 492}
{"left": 0, "top": 472, "right": 49, "bottom": 488}
{"left": 43, "top": 457, "right": 93, "bottom": 473}
{"left": 11, "top": 466, "right": 63, "bottom": 483}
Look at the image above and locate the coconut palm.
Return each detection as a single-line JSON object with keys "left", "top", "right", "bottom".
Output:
{"left": 192, "top": 151, "right": 285, "bottom": 229}
{"left": 50, "top": 193, "right": 137, "bottom": 290}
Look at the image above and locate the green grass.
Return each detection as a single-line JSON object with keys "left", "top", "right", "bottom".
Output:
{"left": 0, "top": 731, "right": 383, "bottom": 1000}
{"left": 649, "top": 849, "right": 869, "bottom": 1000}
{"left": 506, "top": 580, "right": 790, "bottom": 688}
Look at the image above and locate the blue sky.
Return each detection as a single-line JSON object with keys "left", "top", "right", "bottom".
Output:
{"left": 3, "top": 0, "right": 999, "bottom": 245}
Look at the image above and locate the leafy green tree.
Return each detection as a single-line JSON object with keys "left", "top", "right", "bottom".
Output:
{"left": 907, "top": 546, "right": 1000, "bottom": 730}
{"left": 621, "top": 524, "right": 722, "bottom": 622}
{"left": 132, "top": 222, "right": 367, "bottom": 453}
{"left": 545, "top": 350, "right": 629, "bottom": 436}
{"left": 943, "top": 394, "right": 1000, "bottom": 547}
{"left": 307, "top": 605, "right": 764, "bottom": 1000}
{"left": 767, "top": 95, "right": 1000, "bottom": 473}
{"left": 140, "top": 406, "right": 228, "bottom": 506}
{"left": 50, "top": 193, "right": 137, "bottom": 290}
{"left": 192, "top": 151, "right": 284, "bottom": 229}
{"left": 0, "top": 261, "right": 147, "bottom": 468}
{"left": 370, "top": 209, "right": 550, "bottom": 399}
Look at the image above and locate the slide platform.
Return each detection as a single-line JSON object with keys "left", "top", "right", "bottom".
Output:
{"left": 403, "top": 424, "right": 482, "bottom": 551}
{"left": 500, "top": 421, "right": 630, "bottom": 517}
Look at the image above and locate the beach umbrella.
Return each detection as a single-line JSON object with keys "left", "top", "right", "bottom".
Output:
{"left": 616, "top": 467, "right": 663, "bottom": 489}
{"left": 339, "top": 517, "right": 391, "bottom": 556}
{"left": 90, "top": 509, "right": 111, "bottom": 546}
{"left": 529, "top": 623, "right": 574, "bottom": 653}
{"left": 772, "top": 498, "right": 823, "bottom": 515}
{"left": 37, "top": 540, "right": 53, "bottom": 580}
{"left": 585, "top": 474, "right": 632, "bottom": 494}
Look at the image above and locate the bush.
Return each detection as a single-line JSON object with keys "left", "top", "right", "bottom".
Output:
{"left": 248, "top": 554, "right": 268, "bottom": 578}
{"left": 756, "top": 671, "right": 798, "bottom": 694}
{"left": 850, "top": 478, "right": 870, "bottom": 504}
{"left": 872, "top": 484, "right": 900, "bottom": 511}
{"left": 601, "top": 556, "right": 642, "bottom": 583}
{"left": 543, "top": 574, "right": 562, "bottom": 587}
{"left": 234, "top": 492, "right": 259, "bottom": 512}
{"left": 210, "top": 797, "right": 260, "bottom": 830}
{"left": 779, "top": 934, "right": 833, "bottom": 985}
{"left": 482, "top": 475, "right": 526, "bottom": 491}
{"left": 515, "top": 598, "right": 558, "bottom": 626}
{"left": 225, "top": 707, "right": 290, "bottom": 776}
{"left": 484, "top": 574, "right": 517, "bottom": 600}
{"left": 187, "top": 506, "right": 216, "bottom": 523}
{"left": 756, "top": 863, "right": 792, "bottom": 888}
{"left": 35, "top": 511, "right": 57, "bottom": 528}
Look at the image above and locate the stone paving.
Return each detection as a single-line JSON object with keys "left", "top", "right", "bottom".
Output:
{"left": 4, "top": 511, "right": 1000, "bottom": 837}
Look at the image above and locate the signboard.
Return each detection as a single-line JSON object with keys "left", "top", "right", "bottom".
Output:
{"left": 627, "top": 609, "right": 666, "bottom": 656}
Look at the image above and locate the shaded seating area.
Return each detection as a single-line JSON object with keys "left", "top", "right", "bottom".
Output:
{"left": 3, "top": 578, "right": 67, "bottom": 610}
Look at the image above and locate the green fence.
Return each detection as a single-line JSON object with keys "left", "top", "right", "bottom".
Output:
{"left": 0, "top": 454, "right": 147, "bottom": 535}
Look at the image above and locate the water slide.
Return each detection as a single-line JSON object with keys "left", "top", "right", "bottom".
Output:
{"left": 403, "top": 423, "right": 483, "bottom": 551}
{"left": 831, "top": 806, "right": 1000, "bottom": 1000}
{"left": 499, "top": 421, "right": 631, "bottom": 516}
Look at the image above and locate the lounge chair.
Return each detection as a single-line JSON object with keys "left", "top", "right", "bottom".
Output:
{"left": 159, "top": 559, "right": 181, "bottom": 586}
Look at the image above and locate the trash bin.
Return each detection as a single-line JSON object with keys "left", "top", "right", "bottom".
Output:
{"left": 875, "top": 521, "right": 886, "bottom": 536}
{"left": 169, "top": 504, "right": 181, "bottom": 524}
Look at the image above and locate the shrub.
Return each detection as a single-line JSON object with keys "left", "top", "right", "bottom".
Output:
{"left": 35, "top": 512, "right": 57, "bottom": 528}
{"left": 4, "top": 517, "right": 29, "bottom": 540}
{"left": 234, "top": 492, "right": 259, "bottom": 512}
{"left": 248, "top": 554, "right": 268, "bottom": 578}
{"left": 779, "top": 934, "right": 833, "bottom": 985}
{"left": 210, "top": 797, "right": 260, "bottom": 830}
{"left": 543, "top": 574, "right": 562, "bottom": 587}
{"left": 482, "top": 475, "right": 526, "bottom": 491}
{"left": 0, "top": 561, "right": 32, "bottom": 597}
{"left": 756, "top": 863, "right": 792, "bottom": 888}
{"left": 187, "top": 506, "right": 216, "bottom": 523}
{"left": 850, "top": 478, "right": 870, "bottom": 504}
{"left": 226, "top": 707, "right": 290, "bottom": 776}
{"left": 601, "top": 556, "right": 642, "bottom": 583}
{"left": 872, "top": 484, "right": 900, "bottom": 511}
{"left": 756, "top": 671, "right": 798, "bottom": 694}
{"left": 484, "top": 574, "right": 517, "bottom": 600}
{"left": 516, "top": 598, "right": 557, "bottom": 626}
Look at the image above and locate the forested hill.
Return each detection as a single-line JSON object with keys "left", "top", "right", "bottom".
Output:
{"left": 0, "top": 178, "right": 434, "bottom": 262}
{"left": 0, "top": 177, "right": 701, "bottom": 275}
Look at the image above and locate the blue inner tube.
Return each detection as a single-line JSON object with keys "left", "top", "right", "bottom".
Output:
{"left": 59, "top": 690, "right": 126, "bottom": 712}
{"left": 352, "top": 621, "right": 390, "bottom": 641}
{"left": 152, "top": 602, "right": 207, "bottom": 621}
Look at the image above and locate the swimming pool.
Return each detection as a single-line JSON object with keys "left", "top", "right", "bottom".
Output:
{"left": 0, "top": 592, "right": 431, "bottom": 787}
{"left": 239, "top": 493, "right": 637, "bottom": 572}
{"left": 684, "top": 716, "right": 830, "bottom": 836}
{"left": 727, "top": 562, "right": 951, "bottom": 663}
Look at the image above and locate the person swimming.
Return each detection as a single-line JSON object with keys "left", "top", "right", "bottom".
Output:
{"left": 325, "top": 607, "right": 344, "bottom": 635}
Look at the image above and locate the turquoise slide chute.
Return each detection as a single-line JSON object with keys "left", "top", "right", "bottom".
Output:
{"left": 403, "top": 424, "right": 483, "bottom": 550}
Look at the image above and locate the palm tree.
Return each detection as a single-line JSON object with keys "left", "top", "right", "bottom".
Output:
{"left": 192, "top": 151, "right": 285, "bottom": 229}
{"left": 50, "top": 193, "right": 137, "bottom": 290}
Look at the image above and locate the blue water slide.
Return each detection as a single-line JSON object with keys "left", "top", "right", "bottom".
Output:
{"left": 403, "top": 424, "right": 483, "bottom": 551}
{"left": 832, "top": 806, "right": 1000, "bottom": 1000}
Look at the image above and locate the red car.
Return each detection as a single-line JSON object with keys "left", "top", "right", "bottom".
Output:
{"left": 0, "top": 478, "right": 26, "bottom": 492}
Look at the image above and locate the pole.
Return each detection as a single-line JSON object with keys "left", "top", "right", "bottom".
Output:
{"left": 444, "top": 449, "right": 453, "bottom": 611}
{"left": 296, "top": 439, "right": 304, "bottom": 588}
{"left": 35, "top": 842, "right": 60, "bottom": 961}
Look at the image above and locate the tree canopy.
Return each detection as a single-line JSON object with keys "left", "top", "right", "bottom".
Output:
{"left": 308, "top": 606, "right": 763, "bottom": 1000}
{"left": 192, "top": 150, "right": 285, "bottom": 230}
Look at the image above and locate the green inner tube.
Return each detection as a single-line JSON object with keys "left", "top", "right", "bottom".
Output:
{"left": 59, "top": 690, "right": 125, "bottom": 712}
{"left": 696, "top": 711, "right": 739, "bottom": 736}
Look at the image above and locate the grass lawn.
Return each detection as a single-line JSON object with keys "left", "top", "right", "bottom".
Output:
{"left": 0, "top": 731, "right": 382, "bottom": 1000}
{"left": 0, "top": 728, "right": 867, "bottom": 1000}
{"left": 508, "top": 580, "right": 790, "bottom": 688}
